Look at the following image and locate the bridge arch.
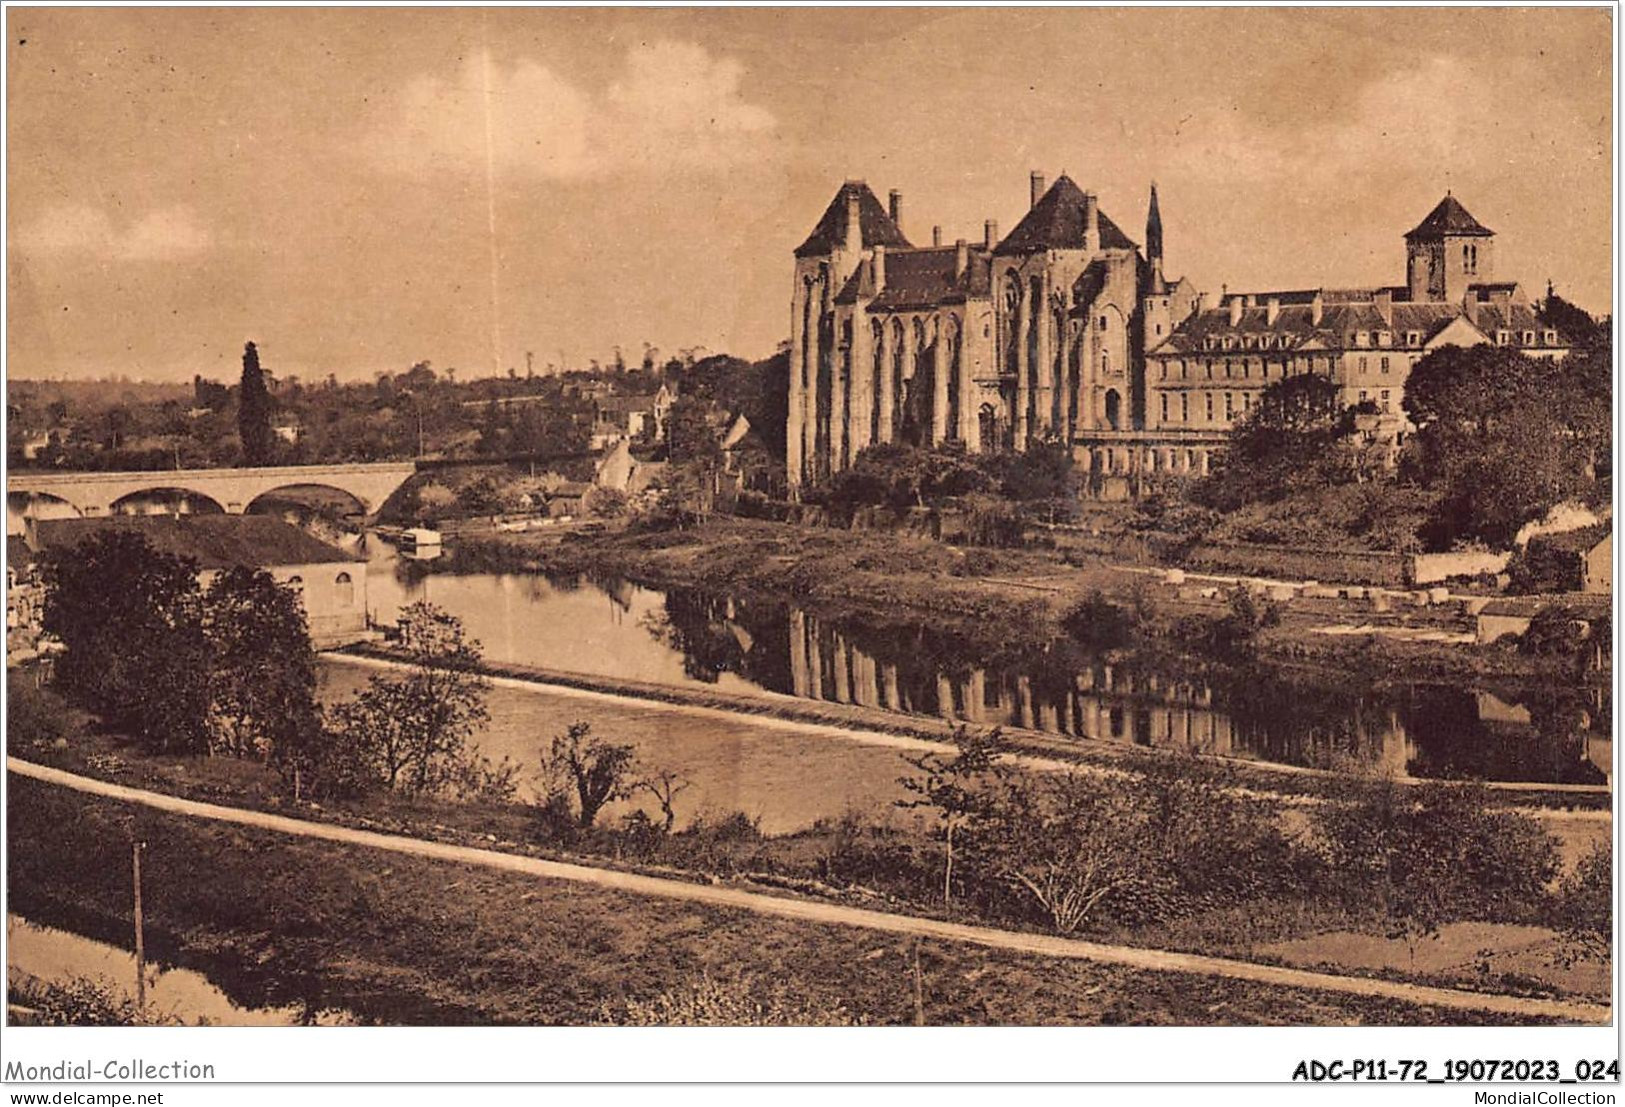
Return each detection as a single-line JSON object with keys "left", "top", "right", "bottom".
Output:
{"left": 244, "top": 483, "right": 370, "bottom": 520}
{"left": 8, "top": 490, "right": 82, "bottom": 535}
{"left": 108, "top": 487, "right": 227, "bottom": 518}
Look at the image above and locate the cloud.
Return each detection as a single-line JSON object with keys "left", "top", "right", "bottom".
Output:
{"left": 14, "top": 204, "right": 211, "bottom": 262}
{"left": 376, "top": 40, "right": 778, "bottom": 179}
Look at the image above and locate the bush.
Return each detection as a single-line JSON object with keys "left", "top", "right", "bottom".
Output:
{"left": 413, "top": 482, "right": 456, "bottom": 523}
{"left": 1314, "top": 779, "right": 1560, "bottom": 953}
{"left": 1061, "top": 591, "right": 1138, "bottom": 651}
{"left": 979, "top": 771, "right": 1158, "bottom": 934}
{"left": 1519, "top": 607, "right": 1591, "bottom": 659}
{"left": 7, "top": 673, "right": 71, "bottom": 747}
{"left": 1551, "top": 841, "right": 1611, "bottom": 967}
{"left": 8, "top": 975, "right": 177, "bottom": 1026}
{"left": 1178, "top": 587, "right": 1282, "bottom": 658}
{"left": 1137, "top": 758, "right": 1312, "bottom": 910}
{"left": 960, "top": 493, "right": 1027, "bottom": 548}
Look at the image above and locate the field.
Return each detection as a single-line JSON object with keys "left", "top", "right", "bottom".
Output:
{"left": 6, "top": 774, "right": 1565, "bottom": 1027}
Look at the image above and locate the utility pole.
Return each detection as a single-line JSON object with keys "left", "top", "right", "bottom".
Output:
{"left": 132, "top": 841, "right": 147, "bottom": 1019}
{"left": 912, "top": 937, "right": 925, "bottom": 1026}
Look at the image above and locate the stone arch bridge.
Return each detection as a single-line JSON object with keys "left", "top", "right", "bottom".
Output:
{"left": 7, "top": 462, "right": 418, "bottom": 532}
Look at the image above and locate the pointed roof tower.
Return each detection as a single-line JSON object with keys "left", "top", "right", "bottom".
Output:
{"left": 994, "top": 174, "right": 1137, "bottom": 255}
{"left": 1405, "top": 193, "right": 1494, "bottom": 240}
{"left": 1146, "top": 182, "right": 1164, "bottom": 263}
{"left": 795, "top": 181, "right": 912, "bottom": 258}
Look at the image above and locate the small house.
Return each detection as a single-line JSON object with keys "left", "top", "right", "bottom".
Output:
{"left": 29, "top": 515, "right": 372, "bottom": 649}
{"left": 1514, "top": 524, "right": 1612, "bottom": 594}
{"left": 1475, "top": 593, "right": 1611, "bottom": 649}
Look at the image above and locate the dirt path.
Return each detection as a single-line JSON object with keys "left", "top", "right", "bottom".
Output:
{"left": 9, "top": 756, "right": 1609, "bottom": 1025}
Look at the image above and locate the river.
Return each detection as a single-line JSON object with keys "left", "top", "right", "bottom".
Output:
{"left": 320, "top": 541, "right": 1610, "bottom": 832}
{"left": 6, "top": 914, "right": 354, "bottom": 1026}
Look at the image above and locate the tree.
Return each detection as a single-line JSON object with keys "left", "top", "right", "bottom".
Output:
{"left": 327, "top": 602, "right": 491, "bottom": 795}
{"left": 39, "top": 530, "right": 213, "bottom": 753}
{"left": 1539, "top": 284, "right": 1603, "bottom": 349}
{"left": 987, "top": 439, "right": 1080, "bottom": 520}
{"left": 665, "top": 396, "right": 725, "bottom": 518}
{"left": 539, "top": 721, "right": 638, "bottom": 828}
{"left": 1403, "top": 344, "right": 1602, "bottom": 548}
{"left": 203, "top": 567, "right": 320, "bottom": 760}
{"left": 1198, "top": 374, "right": 1368, "bottom": 510}
{"left": 897, "top": 726, "right": 1010, "bottom": 909}
{"left": 982, "top": 771, "right": 1155, "bottom": 934}
{"left": 238, "top": 341, "right": 276, "bottom": 466}
{"left": 636, "top": 766, "right": 692, "bottom": 834}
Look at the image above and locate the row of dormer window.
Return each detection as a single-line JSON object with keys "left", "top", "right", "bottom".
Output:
{"left": 1197, "top": 326, "right": 1556, "bottom": 352}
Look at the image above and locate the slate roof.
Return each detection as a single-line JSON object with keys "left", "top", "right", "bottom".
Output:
{"left": 1405, "top": 194, "right": 1494, "bottom": 239}
{"left": 1152, "top": 286, "right": 1562, "bottom": 356}
{"left": 1526, "top": 523, "right": 1610, "bottom": 555}
{"left": 31, "top": 515, "right": 364, "bottom": 569}
{"left": 994, "top": 175, "right": 1138, "bottom": 256}
{"left": 795, "top": 181, "right": 912, "bottom": 258}
{"left": 835, "top": 245, "right": 994, "bottom": 309}
{"left": 596, "top": 395, "right": 655, "bottom": 417}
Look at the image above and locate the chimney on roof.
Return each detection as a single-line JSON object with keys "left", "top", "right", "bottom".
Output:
{"left": 1491, "top": 286, "right": 1514, "bottom": 323}
{"left": 1266, "top": 297, "right": 1280, "bottom": 326}
{"left": 955, "top": 238, "right": 969, "bottom": 280}
{"left": 889, "top": 190, "right": 903, "bottom": 232}
{"left": 1374, "top": 288, "right": 1393, "bottom": 327}
{"left": 984, "top": 220, "right": 998, "bottom": 250}
{"left": 932, "top": 225, "right": 942, "bottom": 248}
{"left": 872, "top": 244, "right": 887, "bottom": 290}
{"left": 1228, "top": 296, "right": 1243, "bottom": 327}
{"left": 1195, "top": 292, "right": 1207, "bottom": 315}
{"left": 1462, "top": 287, "right": 1479, "bottom": 326}
{"left": 1083, "top": 192, "right": 1099, "bottom": 252}
{"left": 844, "top": 189, "right": 863, "bottom": 255}
{"left": 1311, "top": 290, "right": 1324, "bottom": 326}
{"left": 1030, "top": 171, "right": 1046, "bottom": 210}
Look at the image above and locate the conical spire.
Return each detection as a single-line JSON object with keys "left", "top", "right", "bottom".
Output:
{"left": 1146, "top": 182, "right": 1164, "bottom": 264}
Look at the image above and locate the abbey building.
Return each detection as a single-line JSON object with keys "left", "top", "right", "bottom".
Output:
{"left": 786, "top": 177, "right": 1570, "bottom": 498}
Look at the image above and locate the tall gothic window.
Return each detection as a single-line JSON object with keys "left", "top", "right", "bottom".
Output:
{"left": 870, "top": 319, "right": 885, "bottom": 443}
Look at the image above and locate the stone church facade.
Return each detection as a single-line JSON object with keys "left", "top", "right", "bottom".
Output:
{"left": 786, "top": 179, "right": 1568, "bottom": 498}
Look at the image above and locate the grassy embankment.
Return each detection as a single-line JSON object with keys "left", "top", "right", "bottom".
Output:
{"left": 11, "top": 679, "right": 1608, "bottom": 1009}
{"left": 6, "top": 774, "right": 1567, "bottom": 1027}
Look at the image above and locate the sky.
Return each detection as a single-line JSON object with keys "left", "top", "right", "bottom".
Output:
{"left": 6, "top": 6, "right": 1613, "bottom": 382}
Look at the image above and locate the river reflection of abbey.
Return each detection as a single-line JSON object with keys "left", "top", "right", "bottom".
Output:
{"left": 788, "top": 609, "right": 1414, "bottom": 773}
{"left": 372, "top": 561, "right": 1606, "bottom": 786}
{"left": 783, "top": 607, "right": 1609, "bottom": 785}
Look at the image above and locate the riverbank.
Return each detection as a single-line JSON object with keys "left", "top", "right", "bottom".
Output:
{"left": 331, "top": 645, "right": 1613, "bottom": 812}
{"left": 420, "top": 517, "right": 1602, "bottom": 688}
{"left": 11, "top": 661, "right": 1609, "bottom": 1011}
{"left": 7, "top": 769, "right": 1603, "bottom": 1026}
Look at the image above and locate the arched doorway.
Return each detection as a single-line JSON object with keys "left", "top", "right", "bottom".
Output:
{"left": 1103, "top": 390, "right": 1122, "bottom": 430}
